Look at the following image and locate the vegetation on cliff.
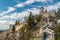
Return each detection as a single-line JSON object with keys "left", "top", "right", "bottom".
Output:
{"left": 20, "top": 12, "right": 42, "bottom": 40}
{"left": 54, "top": 24, "right": 60, "bottom": 40}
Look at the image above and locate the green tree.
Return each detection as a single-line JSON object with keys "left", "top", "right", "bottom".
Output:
{"left": 20, "top": 24, "right": 34, "bottom": 40}
{"left": 12, "top": 25, "right": 15, "bottom": 32}
{"left": 56, "top": 8, "right": 60, "bottom": 19}
{"left": 54, "top": 24, "right": 60, "bottom": 40}
{"left": 43, "top": 32, "right": 47, "bottom": 40}
{"left": 27, "top": 12, "right": 36, "bottom": 29}
{"left": 15, "top": 20, "right": 20, "bottom": 25}
{"left": 37, "top": 15, "right": 42, "bottom": 22}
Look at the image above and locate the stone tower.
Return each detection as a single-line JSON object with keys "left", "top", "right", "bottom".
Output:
{"left": 9, "top": 24, "right": 14, "bottom": 32}
{"left": 45, "top": 9, "right": 47, "bottom": 13}
{"left": 40, "top": 7, "right": 44, "bottom": 15}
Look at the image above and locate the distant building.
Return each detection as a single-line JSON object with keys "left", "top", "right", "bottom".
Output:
{"left": 39, "top": 7, "right": 56, "bottom": 24}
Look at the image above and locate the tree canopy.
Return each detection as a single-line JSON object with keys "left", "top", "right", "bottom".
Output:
{"left": 56, "top": 8, "right": 60, "bottom": 19}
{"left": 37, "top": 15, "right": 42, "bottom": 22}
{"left": 54, "top": 24, "right": 60, "bottom": 40}
{"left": 27, "top": 12, "right": 36, "bottom": 29}
{"left": 15, "top": 20, "right": 20, "bottom": 25}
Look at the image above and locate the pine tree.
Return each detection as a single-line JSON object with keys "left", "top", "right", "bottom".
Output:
{"left": 27, "top": 12, "right": 35, "bottom": 29}
{"left": 56, "top": 8, "right": 60, "bottom": 19}
{"left": 54, "top": 25, "right": 60, "bottom": 40}
{"left": 15, "top": 20, "right": 20, "bottom": 25}
{"left": 12, "top": 25, "right": 15, "bottom": 32}
{"left": 37, "top": 15, "right": 42, "bottom": 22}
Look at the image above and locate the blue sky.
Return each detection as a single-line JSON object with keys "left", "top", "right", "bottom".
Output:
{"left": 0, "top": 0, "right": 60, "bottom": 30}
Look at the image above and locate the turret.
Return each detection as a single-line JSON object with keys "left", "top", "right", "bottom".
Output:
{"left": 40, "top": 7, "right": 44, "bottom": 13}
{"left": 45, "top": 9, "right": 47, "bottom": 13}
{"left": 39, "top": 7, "right": 44, "bottom": 15}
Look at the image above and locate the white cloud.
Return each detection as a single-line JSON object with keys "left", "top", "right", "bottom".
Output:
{"left": 2, "top": 13, "right": 18, "bottom": 19}
{"left": 0, "top": 7, "right": 15, "bottom": 16}
{"left": 6, "top": 8, "right": 39, "bottom": 18}
{"left": 1, "top": 8, "right": 39, "bottom": 24}
{"left": 0, "top": 20, "right": 15, "bottom": 30}
{"left": 4, "top": 7, "right": 15, "bottom": 13}
{"left": 15, "top": 0, "right": 34, "bottom": 7}
{"left": 0, "top": 23, "right": 9, "bottom": 30}
{"left": 15, "top": 0, "right": 52, "bottom": 7}
{"left": 27, "top": 0, "right": 52, "bottom": 2}
{"left": 43, "top": 2, "right": 60, "bottom": 11}
{"left": 36, "top": 0, "right": 47, "bottom": 2}
{"left": 15, "top": 3, "right": 24, "bottom": 7}
{"left": 0, "top": 20, "right": 7, "bottom": 24}
{"left": 27, "top": 8, "right": 40, "bottom": 15}
{"left": 0, "top": 19, "right": 15, "bottom": 25}
{"left": 3, "top": 11, "right": 29, "bottom": 19}
{"left": 14, "top": 2, "right": 60, "bottom": 20}
{"left": 36, "top": 0, "right": 52, "bottom": 2}
{"left": 24, "top": 0, "right": 34, "bottom": 4}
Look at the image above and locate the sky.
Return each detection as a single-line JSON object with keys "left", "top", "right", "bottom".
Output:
{"left": 0, "top": 0, "right": 60, "bottom": 30}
